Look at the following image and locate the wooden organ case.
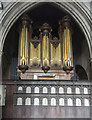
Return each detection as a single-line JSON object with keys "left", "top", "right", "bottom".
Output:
{"left": 18, "top": 15, "right": 74, "bottom": 80}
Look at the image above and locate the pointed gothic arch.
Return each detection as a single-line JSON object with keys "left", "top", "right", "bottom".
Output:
{"left": 0, "top": 2, "right": 91, "bottom": 80}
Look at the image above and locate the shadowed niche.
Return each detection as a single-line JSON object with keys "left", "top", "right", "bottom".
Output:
{"left": 75, "top": 65, "right": 88, "bottom": 80}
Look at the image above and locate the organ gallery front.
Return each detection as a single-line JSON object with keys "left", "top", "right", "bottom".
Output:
{"left": 18, "top": 15, "right": 74, "bottom": 80}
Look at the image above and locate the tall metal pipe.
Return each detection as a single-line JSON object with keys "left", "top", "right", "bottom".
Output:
{"left": 39, "top": 23, "right": 52, "bottom": 73}
{"left": 59, "top": 16, "right": 73, "bottom": 74}
{"left": 18, "top": 15, "right": 32, "bottom": 73}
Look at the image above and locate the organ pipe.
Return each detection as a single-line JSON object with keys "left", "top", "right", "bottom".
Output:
{"left": 38, "top": 43, "right": 41, "bottom": 65}
{"left": 30, "top": 42, "right": 34, "bottom": 65}
{"left": 59, "top": 16, "right": 73, "bottom": 74}
{"left": 51, "top": 43, "right": 54, "bottom": 66}
{"left": 42, "top": 34, "right": 49, "bottom": 66}
{"left": 30, "top": 42, "right": 41, "bottom": 66}
{"left": 57, "top": 43, "right": 61, "bottom": 66}
{"left": 39, "top": 23, "right": 52, "bottom": 73}
{"left": 51, "top": 42, "right": 61, "bottom": 67}
{"left": 18, "top": 15, "right": 32, "bottom": 73}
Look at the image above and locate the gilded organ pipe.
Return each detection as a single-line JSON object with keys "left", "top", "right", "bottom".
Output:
{"left": 42, "top": 34, "right": 49, "bottom": 67}
{"left": 40, "top": 23, "right": 52, "bottom": 73}
{"left": 30, "top": 42, "right": 34, "bottom": 65}
{"left": 51, "top": 42, "right": 61, "bottom": 67}
{"left": 38, "top": 43, "right": 41, "bottom": 65}
{"left": 64, "top": 27, "right": 72, "bottom": 67}
{"left": 51, "top": 43, "right": 54, "bottom": 66}
{"left": 57, "top": 43, "right": 61, "bottom": 66}
{"left": 30, "top": 42, "right": 41, "bottom": 66}
{"left": 59, "top": 16, "right": 73, "bottom": 74}
{"left": 18, "top": 15, "right": 31, "bottom": 73}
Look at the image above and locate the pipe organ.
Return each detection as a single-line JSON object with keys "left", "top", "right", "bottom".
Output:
{"left": 18, "top": 15, "right": 74, "bottom": 79}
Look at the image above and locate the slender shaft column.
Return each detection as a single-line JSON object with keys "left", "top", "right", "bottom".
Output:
{"left": 0, "top": 50, "right": 2, "bottom": 84}
{"left": 89, "top": 58, "right": 92, "bottom": 119}
{"left": 89, "top": 58, "right": 92, "bottom": 80}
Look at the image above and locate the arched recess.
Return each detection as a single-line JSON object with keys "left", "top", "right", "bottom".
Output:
{"left": 0, "top": 2, "right": 91, "bottom": 79}
{"left": 75, "top": 65, "right": 88, "bottom": 80}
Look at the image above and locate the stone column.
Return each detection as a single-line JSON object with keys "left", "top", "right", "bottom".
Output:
{"left": 0, "top": 50, "right": 2, "bottom": 84}
{"left": 89, "top": 58, "right": 92, "bottom": 80}
{"left": 0, "top": 50, "right": 2, "bottom": 120}
{"left": 89, "top": 58, "right": 92, "bottom": 119}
